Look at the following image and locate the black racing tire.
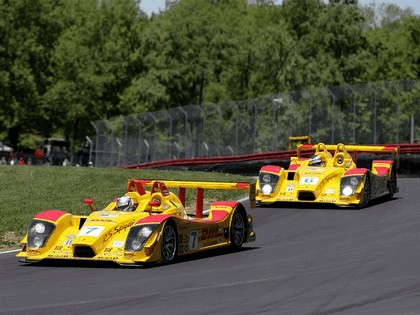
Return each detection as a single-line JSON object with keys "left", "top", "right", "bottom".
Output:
{"left": 388, "top": 165, "right": 397, "bottom": 198}
{"left": 230, "top": 209, "right": 246, "bottom": 249}
{"left": 160, "top": 222, "right": 177, "bottom": 264}
{"left": 360, "top": 175, "right": 371, "bottom": 208}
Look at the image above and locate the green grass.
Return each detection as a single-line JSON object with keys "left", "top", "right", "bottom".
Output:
{"left": 0, "top": 165, "right": 252, "bottom": 250}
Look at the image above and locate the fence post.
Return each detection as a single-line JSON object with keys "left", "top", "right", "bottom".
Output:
{"left": 273, "top": 97, "right": 282, "bottom": 151}
{"left": 347, "top": 84, "right": 357, "bottom": 144}
{"left": 90, "top": 121, "right": 99, "bottom": 167}
{"left": 367, "top": 83, "right": 377, "bottom": 144}
{"left": 327, "top": 88, "right": 336, "bottom": 143}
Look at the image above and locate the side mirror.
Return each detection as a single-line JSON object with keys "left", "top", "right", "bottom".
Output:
{"left": 148, "top": 200, "right": 161, "bottom": 207}
{"left": 84, "top": 198, "right": 95, "bottom": 212}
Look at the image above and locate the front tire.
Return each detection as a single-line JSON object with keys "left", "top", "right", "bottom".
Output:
{"left": 388, "top": 165, "right": 397, "bottom": 198}
{"left": 160, "top": 223, "right": 177, "bottom": 264}
{"left": 230, "top": 210, "right": 246, "bottom": 249}
{"left": 360, "top": 175, "right": 371, "bottom": 208}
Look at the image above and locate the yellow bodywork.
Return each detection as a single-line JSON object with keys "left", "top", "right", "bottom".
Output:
{"left": 17, "top": 180, "right": 256, "bottom": 265}
{"left": 256, "top": 143, "right": 399, "bottom": 207}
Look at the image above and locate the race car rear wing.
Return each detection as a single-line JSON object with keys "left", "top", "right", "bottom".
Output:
{"left": 127, "top": 179, "right": 256, "bottom": 218}
{"left": 297, "top": 143, "right": 400, "bottom": 167}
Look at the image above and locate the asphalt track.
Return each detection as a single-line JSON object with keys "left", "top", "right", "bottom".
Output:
{"left": 1, "top": 177, "right": 420, "bottom": 315}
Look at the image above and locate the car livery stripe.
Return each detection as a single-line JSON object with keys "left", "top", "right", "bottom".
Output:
{"left": 35, "top": 210, "right": 67, "bottom": 222}
{"left": 373, "top": 167, "right": 389, "bottom": 176}
{"left": 234, "top": 183, "right": 250, "bottom": 189}
{"left": 344, "top": 169, "right": 366, "bottom": 176}
{"left": 260, "top": 165, "right": 282, "bottom": 173}
{"left": 373, "top": 160, "right": 393, "bottom": 176}
{"left": 212, "top": 201, "right": 239, "bottom": 208}
{"left": 136, "top": 214, "right": 172, "bottom": 224}
{"left": 209, "top": 210, "right": 229, "bottom": 221}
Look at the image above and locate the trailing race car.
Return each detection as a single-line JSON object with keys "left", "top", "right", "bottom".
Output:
{"left": 17, "top": 179, "right": 256, "bottom": 265}
{"left": 256, "top": 143, "right": 399, "bottom": 207}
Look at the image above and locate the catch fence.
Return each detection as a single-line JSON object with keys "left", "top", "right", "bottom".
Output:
{"left": 90, "top": 80, "right": 420, "bottom": 167}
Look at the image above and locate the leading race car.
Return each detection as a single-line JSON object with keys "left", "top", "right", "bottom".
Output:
{"left": 256, "top": 143, "right": 399, "bottom": 208}
{"left": 17, "top": 179, "right": 256, "bottom": 266}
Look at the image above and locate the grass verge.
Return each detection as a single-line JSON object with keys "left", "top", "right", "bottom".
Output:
{"left": 0, "top": 165, "right": 252, "bottom": 250}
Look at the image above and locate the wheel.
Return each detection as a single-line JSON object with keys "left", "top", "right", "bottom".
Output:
{"left": 160, "top": 223, "right": 177, "bottom": 263}
{"left": 388, "top": 165, "right": 397, "bottom": 198}
{"left": 230, "top": 210, "right": 246, "bottom": 249}
{"left": 360, "top": 175, "right": 371, "bottom": 208}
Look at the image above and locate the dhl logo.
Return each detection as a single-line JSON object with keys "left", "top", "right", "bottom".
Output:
{"left": 200, "top": 226, "right": 223, "bottom": 241}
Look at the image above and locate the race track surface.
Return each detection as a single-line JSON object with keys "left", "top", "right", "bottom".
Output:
{"left": 1, "top": 177, "right": 420, "bottom": 315}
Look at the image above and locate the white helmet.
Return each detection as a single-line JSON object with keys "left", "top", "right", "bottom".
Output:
{"left": 116, "top": 196, "right": 134, "bottom": 211}
{"left": 309, "top": 155, "right": 323, "bottom": 166}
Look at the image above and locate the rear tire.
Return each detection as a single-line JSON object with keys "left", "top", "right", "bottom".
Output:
{"left": 230, "top": 210, "right": 246, "bottom": 249}
{"left": 160, "top": 222, "right": 177, "bottom": 264}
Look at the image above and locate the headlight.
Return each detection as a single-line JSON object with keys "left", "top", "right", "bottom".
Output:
{"left": 125, "top": 224, "right": 159, "bottom": 252}
{"left": 131, "top": 239, "right": 144, "bottom": 251}
{"left": 350, "top": 177, "right": 359, "bottom": 186}
{"left": 259, "top": 172, "right": 279, "bottom": 195}
{"left": 33, "top": 236, "right": 44, "bottom": 248}
{"left": 27, "top": 220, "right": 55, "bottom": 248}
{"left": 138, "top": 226, "right": 153, "bottom": 238}
{"left": 262, "top": 174, "right": 272, "bottom": 183}
{"left": 262, "top": 184, "right": 273, "bottom": 195}
{"left": 34, "top": 223, "right": 46, "bottom": 234}
{"left": 340, "top": 176, "right": 363, "bottom": 197}
{"left": 342, "top": 186, "right": 354, "bottom": 196}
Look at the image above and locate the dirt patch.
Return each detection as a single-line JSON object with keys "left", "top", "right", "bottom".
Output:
{"left": 0, "top": 231, "right": 21, "bottom": 251}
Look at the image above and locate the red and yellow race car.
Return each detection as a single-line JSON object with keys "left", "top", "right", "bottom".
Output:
{"left": 17, "top": 179, "right": 256, "bottom": 265}
{"left": 256, "top": 143, "right": 399, "bottom": 207}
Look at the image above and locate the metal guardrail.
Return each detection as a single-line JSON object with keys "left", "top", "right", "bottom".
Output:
{"left": 90, "top": 80, "right": 420, "bottom": 168}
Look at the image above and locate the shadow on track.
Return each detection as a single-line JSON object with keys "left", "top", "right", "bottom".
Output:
{"left": 256, "top": 195, "right": 400, "bottom": 211}
{"left": 17, "top": 246, "right": 259, "bottom": 269}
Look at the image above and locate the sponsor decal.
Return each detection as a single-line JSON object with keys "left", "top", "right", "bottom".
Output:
{"left": 112, "top": 241, "right": 124, "bottom": 248}
{"left": 63, "top": 240, "right": 72, "bottom": 245}
{"left": 100, "top": 213, "right": 118, "bottom": 218}
{"left": 200, "top": 226, "right": 223, "bottom": 242}
{"left": 299, "top": 177, "right": 319, "bottom": 185}
{"left": 67, "top": 234, "right": 76, "bottom": 239}
{"left": 278, "top": 196, "right": 295, "bottom": 201}
{"left": 285, "top": 185, "right": 295, "bottom": 192}
{"left": 319, "top": 198, "right": 336, "bottom": 203}
{"left": 326, "top": 188, "right": 334, "bottom": 194}
{"left": 78, "top": 226, "right": 105, "bottom": 237}
{"left": 49, "top": 252, "right": 70, "bottom": 258}
{"left": 103, "top": 220, "right": 135, "bottom": 242}
{"left": 99, "top": 253, "right": 122, "bottom": 258}
{"left": 54, "top": 246, "right": 62, "bottom": 250}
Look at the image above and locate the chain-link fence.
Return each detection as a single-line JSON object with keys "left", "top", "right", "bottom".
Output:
{"left": 89, "top": 80, "right": 420, "bottom": 167}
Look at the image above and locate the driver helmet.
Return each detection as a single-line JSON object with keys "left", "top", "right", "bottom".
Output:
{"left": 116, "top": 196, "right": 135, "bottom": 211}
{"left": 309, "top": 154, "right": 323, "bottom": 166}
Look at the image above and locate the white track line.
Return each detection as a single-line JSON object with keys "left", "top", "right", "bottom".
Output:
{"left": 0, "top": 249, "right": 20, "bottom": 255}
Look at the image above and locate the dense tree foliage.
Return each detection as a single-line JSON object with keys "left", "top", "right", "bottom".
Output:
{"left": 0, "top": 0, "right": 418, "bottom": 151}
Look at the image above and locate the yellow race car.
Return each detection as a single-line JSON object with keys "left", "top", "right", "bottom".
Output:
{"left": 256, "top": 143, "right": 399, "bottom": 207}
{"left": 17, "top": 179, "right": 256, "bottom": 265}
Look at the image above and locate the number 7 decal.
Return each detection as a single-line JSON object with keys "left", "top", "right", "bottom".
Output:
{"left": 189, "top": 230, "right": 198, "bottom": 250}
